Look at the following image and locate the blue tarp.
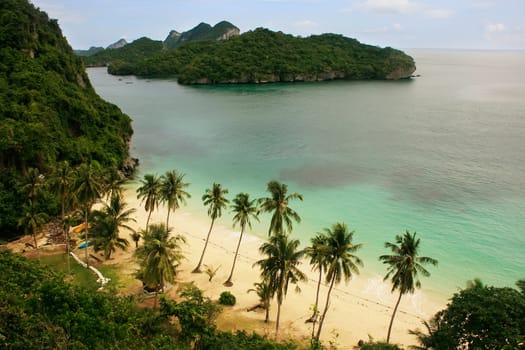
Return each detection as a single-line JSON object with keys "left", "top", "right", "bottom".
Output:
{"left": 78, "top": 241, "right": 93, "bottom": 249}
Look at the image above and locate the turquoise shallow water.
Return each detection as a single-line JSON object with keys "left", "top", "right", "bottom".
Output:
{"left": 88, "top": 49, "right": 525, "bottom": 300}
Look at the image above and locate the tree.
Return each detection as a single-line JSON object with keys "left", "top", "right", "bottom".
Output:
{"left": 159, "top": 170, "right": 191, "bottom": 229}
{"left": 224, "top": 193, "right": 259, "bottom": 286}
{"left": 73, "top": 163, "right": 103, "bottom": 266}
{"left": 304, "top": 232, "right": 328, "bottom": 334}
{"left": 258, "top": 180, "right": 303, "bottom": 236}
{"left": 136, "top": 173, "right": 161, "bottom": 231}
{"left": 90, "top": 192, "right": 135, "bottom": 260}
{"left": 20, "top": 167, "right": 45, "bottom": 206}
{"left": 135, "top": 223, "right": 185, "bottom": 308}
{"left": 379, "top": 231, "right": 437, "bottom": 343}
{"left": 410, "top": 280, "right": 525, "bottom": 349}
{"left": 193, "top": 183, "right": 229, "bottom": 273}
{"left": 131, "top": 232, "right": 141, "bottom": 248}
{"left": 315, "top": 223, "right": 363, "bottom": 342}
{"left": 49, "top": 161, "right": 75, "bottom": 267}
{"left": 247, "top": 280, "right": 273, "bottom": 323}
{"left": 103, "top": 168, "right": 126, "bottom": 200}
{"left": 18, "top": 201, "right": 47, "bottom": 249}
{"left": 255, "top": 233, "right": 306, "bottom": 338}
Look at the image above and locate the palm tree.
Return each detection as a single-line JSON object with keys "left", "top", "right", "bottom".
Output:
{"left": 136, "top": 173, "right": 161, "bottom": 231}
{"left": 159, "top": 170, "right": 191, "bottom": 229}
{"left": 379, "top": 231, "right": 438, "bottom": 343}
{"left": 255, "top": 233, "right": 306, "bottom": 338}
{"left": 135, "top": 223, "right": 185, "bottom": 308}
{"left": 18, "top": 201, "right": 48, "bottom": 249}
{"left": 224, "top": 192, "right": 259, "bottom": 286}
{"left": 192, "top": 183, "right": 229, "bottom": 273}
{"left": 131, "top": 232, "right": 141, "bottom": 248}
{"left": 90, "top": 192, "right": 135, "bottom": 259}
{"left": 304, "top": 232, "right": 328, "bottom": 328}
{"left": 74, "top": 163, "right": 103, "bottom": 266}
{"left": 258, "top": 180, "right": 303, "bottom": 236}
{"left": 315, "top": 223, "right": 363, "bottom": 342}
{"left": 103, "top": 168, "right": 127, "bottom": 200}
{"left": 247, "top": 280, "right": 273, "bottom": 323}
{"left": 49, "top": 161, "right": 76, "bottom": 267}
{"left": 21, "top": 167, "right": 45, "bottom": 205}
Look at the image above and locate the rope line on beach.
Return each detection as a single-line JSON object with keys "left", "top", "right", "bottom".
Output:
{"left": 180, "top": 229, "right": 424, "bottom": 320}
{"left": 69, "top": 252, "right": 111, "bottom": 290}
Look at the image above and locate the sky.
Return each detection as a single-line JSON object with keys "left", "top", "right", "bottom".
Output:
{"left": 31, "top": 0, "right": 525, "bottom": 50}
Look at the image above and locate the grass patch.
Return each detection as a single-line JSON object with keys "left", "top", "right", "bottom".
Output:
{"left": 39, "top": 254, "right": 100, "bottom": 291}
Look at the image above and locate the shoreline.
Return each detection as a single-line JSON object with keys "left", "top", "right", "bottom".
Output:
{"left": 118, "top": 186, "right": 447, "bottom": 347}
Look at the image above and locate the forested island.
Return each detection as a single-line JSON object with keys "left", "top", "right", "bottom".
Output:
{"left": 82, "top": 26, "right": 416, "bottom": 84}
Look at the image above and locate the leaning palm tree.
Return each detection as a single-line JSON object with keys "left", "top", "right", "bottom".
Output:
{"left": 135, "top": 223, "right": 185, "bottom": 308}
{"left": 74, "top": 163, "right": 103, "bottom": 266}
{"left": 255, "top": 233, "right": 306, "bottom": 338}
{"left": 304, "top": 232, "right": 328, "bottom": 328}
{"left": 315, "top": 223, "right": 363, "bottom": 342}
{"left": 258, "top": 180, "right": 303, "bottom": 236}
{"left": 192, "top": 183, "right": 229, "bottom": 273}
{"left": 136, "top": 173, "right": 161, "bottom": 231}
{"left": 379, "top": 231, "right": 438, "bottom": 343}
{"left": 159, "top": 170, "right": 191, "bottom": 229}
{"left": 224, "top": 192, "right": 259, "bottom": 286}
{"left": 90, "top": 192, "right": 135, "bottom": 259}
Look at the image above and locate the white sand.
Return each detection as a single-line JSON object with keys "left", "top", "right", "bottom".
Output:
{"left": 98, "top": 188, "right": 447, "bottom": 348}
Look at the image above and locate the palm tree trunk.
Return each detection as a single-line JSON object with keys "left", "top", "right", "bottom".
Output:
{"left": 264, "top": 299, "right": 270, "bottom": 323}
{"left": 275, "top": 299, "right": 282, "bottom": 339}
{"left": 224, "top": 227, "right": 244, "bottom": 286}
{"left": 307, "top": 267, "right": 323, "bottom": 322}
{"left": 316, "top": 275, "right": 336, "bottom": 342}
{"left": 146, "top": 208, "right": 153, "bottom": 231}
{"left": 84, "top": 209, "right": 89, "bottom": 267}
{"left": 192, "top": 218, "right": 215, "bottom": 273}
{"left": 386, "top": 291, "right": 403, "bottom": 343}
{"left": 165, "top": 208, "right": 171, "bottom": 231}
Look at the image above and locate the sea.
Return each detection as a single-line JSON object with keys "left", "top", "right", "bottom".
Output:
{"left": 87, "top": 49, "right": 525, "bottom": 301}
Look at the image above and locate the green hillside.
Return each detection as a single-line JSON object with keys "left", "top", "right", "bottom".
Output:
{"left": 0, "top": 0, "right": 133, "bottom": 238}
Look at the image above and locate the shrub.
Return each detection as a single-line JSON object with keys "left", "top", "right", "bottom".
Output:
{"left": 219, "top": 291, "right": 236, "bottom": 306}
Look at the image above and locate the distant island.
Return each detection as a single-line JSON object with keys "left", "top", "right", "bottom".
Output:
{"left": 80, "top": 24, "right": 416, "bottom": 84}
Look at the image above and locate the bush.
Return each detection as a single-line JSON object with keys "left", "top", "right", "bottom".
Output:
{"left": 359, "top": 342, "right": 402, "bottom": 350}
{"left": 218, "top": 291, "right": 236, "bottom": 306}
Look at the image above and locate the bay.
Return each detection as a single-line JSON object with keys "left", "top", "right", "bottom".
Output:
{"left": 88, "top": 49, "right": 525, "bottom": 300}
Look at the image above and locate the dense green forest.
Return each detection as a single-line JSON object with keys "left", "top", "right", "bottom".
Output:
{"left": 0, "top": 0, "right": 133, "bottom": 239}
{"left": 101, "top": 28, "right": 415, "bottom": 83}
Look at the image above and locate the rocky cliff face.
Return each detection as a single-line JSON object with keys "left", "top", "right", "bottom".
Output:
{"left": 164, "top": 21, "right": 240, "bottom": 49}
{"left": 107, "top": 38, "right": 127, "bottom": 49}
{"left": 386, "top": 65, "right": 416, "bottom": 79}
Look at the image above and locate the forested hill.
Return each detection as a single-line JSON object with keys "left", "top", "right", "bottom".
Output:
{"left": 0, "top": 0, "right": 133, "bottom": 238}
{"left": 108, "top": 28, "right": 416, "bottom": 83}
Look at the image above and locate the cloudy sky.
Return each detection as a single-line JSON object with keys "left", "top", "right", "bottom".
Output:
{"left": 31, "top": 0, "right": 524, "bottom": 50}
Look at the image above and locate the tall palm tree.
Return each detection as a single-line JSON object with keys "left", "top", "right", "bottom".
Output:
{"left": 379, "top": 231, "right": 438, "bottom": 343}
{"left": 135, "top": 223, "right": 185, "bottom": 308}
{"left": 315, "top": 223, "right": 363, "bottom": 342}
{"left": 74, "top": 163, "right": 103, "bottom": 266}
{"left": 159, "top": 170, "right": 191, "bottom": 229}
{"left": 90, "top": 192, "right": 135, "bottom": 259}
{"left": 18, "top": 201, "right": 48, "bottom": 249}
{"left": 103, "top": 168, "right": 127, "bottom": 200}
{"left": 49, "top": 161, "right": 76, "bottom": 267}
{"left": 258, "top": 180, "right": 303, "bottom": 236}
{"left": 224, "top": 192, "right": 259, "bottom": 286}
{"left": 255, "top": 233, "right": 306, "bottom": 338}
{"left": 304, "top": 232, "right": 328, "bottom": 330}
{"left": 193, "top": 183, "right": 229, "bottom": 273}
{"left": 136, "top": 173, "right": 161, "bottom": 231}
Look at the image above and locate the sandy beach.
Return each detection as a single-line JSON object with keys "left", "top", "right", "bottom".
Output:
{"left": 8, "top": 186, "right": 447, "bottom": 349}
{"left": 93, "top": 187, "right": 443, "bottom": 349}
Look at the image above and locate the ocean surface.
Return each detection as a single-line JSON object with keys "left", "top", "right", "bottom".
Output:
{"left": 87, "top": 49, "right": 525, "bottom": 300}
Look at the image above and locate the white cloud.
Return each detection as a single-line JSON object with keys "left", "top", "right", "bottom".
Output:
{"left": 292, "top": 19, "right": 320, "bottom": 34}
{"left": 486, "top": 22, "right": 506, "bottom": 33}
{"left": 358, "top": 0, "right": 415, "bottom": 14}
{"left": 393, "top": 23, "right": 402, "bottom": 30}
